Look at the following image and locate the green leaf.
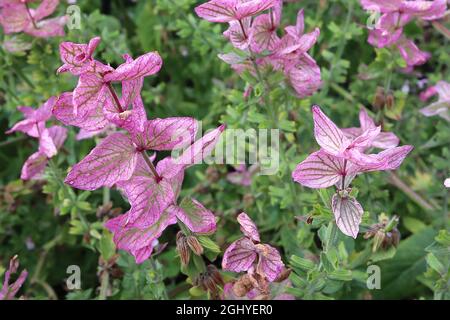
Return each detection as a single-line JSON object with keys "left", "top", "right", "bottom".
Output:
{"left": 373, "top": 227, "right": 437, "bottom": 299}
{"left": 290, "top": 255, "right": 316, "bottom": 271}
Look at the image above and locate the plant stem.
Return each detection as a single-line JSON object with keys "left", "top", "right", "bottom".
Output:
{"left": 387, "top": 172, "right": 437, "bottom": 211}
{"left": 98, "top": 271, "right": 109, "bottom": 300}
{"left": 432, "top": 21, "right": 450, "bottom": 40}
{"left": 25, "top": 2, "right": 38, "bottom": 30}
{"left": 102, "top": 187, "right": 110, "bottom": 205}
{"left": 325, "top": 221, "right": 338, "bottom": 253}
{"left": 141, "top": 151, "right": 161, "bottom": 181}
{"left": 0, "top": 136, "right": 26, "bottom": 148}
{"left": 106, "top": 82, "right": 124, "bottom": 113}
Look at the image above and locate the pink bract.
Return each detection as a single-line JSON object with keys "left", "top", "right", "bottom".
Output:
{"left": 292, "top": 105, "right": 413, "bottom": 238}
{"left": 222, "top": 212, "right": 284, "bottom": 281}
{"left": 0, "top": 255, "right": 28, "bottom": 300}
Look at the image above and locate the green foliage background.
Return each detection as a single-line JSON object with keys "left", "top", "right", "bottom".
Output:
{"left": 0, "top": 0, "right": 448, "bottom": 300}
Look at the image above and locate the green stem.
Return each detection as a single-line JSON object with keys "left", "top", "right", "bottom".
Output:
{"left": 14, "top": 67, "right": 35, "bottom": 89}
{"left": 387, "top": 172, "right": 437, "bottom": 211}
{"left": 98, "top": 271, "right": 109, "bottom": 300}
{"left": 321, "top": 0, "right": 354, "bottom": 97}
{"left": 102, "top": 187, "right": 110, "bottom": 206}
{"left": 432, "top": 21, "right": 450, "bottom": 40}
{"left": 0, "top": 136, "right": 26, "bottom": 148}
{"left": 325, "top": 221, "right": 338, "bottom": 253}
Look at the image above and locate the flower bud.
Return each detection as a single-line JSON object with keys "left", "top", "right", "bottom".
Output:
{"left": 194, "top": 265, "right": 224, "bottom": 300}
{"left": 187, "top": 236, "right": 204, "bottom": 256}
{"left": 373, "top": 87, "right": 385, "bottom": 110}
{"left": 176, "top": 232, "right": 190, "bottom": 266}
{"left": 385, "top": 94, "right": 395, "bottom": 110}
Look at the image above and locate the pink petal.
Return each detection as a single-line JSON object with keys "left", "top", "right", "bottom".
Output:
{"left": 0, "top": 3, "right": 28, "bottom": 33}
{"left": 116, "top": 155, "right": 176, "bottom": 227}
{"left": 222, "top": 237, "right": 257, "bottom": 272}
{"left": 444, "top": 178, "right": 450, "bottom": 188}
{"left": 396, "top": 37, "right": 430, "bottom": 66}
{"left": 53, "top": 92, "right": 108, "bottom": 131}
{"left": 104, "top": 52, "right": 163, "bottom": 82}
{"left": 174, "top": 124, "right": 226, "bottom": 167}
{"left": 292, "top": 150, "right": 348, "bottom": 189}
{"left": 24, "top": 16, "right": 66, "bottom": 38}
{"left": 33, "top": 0, "right": 59, "bottom": 20}
{"left": 105, "top": 206, "right": 177, "bottom": 264}
{"left": 236, "top": 0, "right": 276, "bottom": 20}
{"left": 399, "top": 0, "right": 447, "bottom": 20}
{"left": 224, "top": 18, "right": 251, "bottom": 50}
{"left": 20, "top": 152, "right": 48, "bottom": 180}
{"left": 57, "top": 37, "right": 102, "bottom": 75}
{"left": 73, "top": 72, "right": 107, "bottom": 118}
{"left": 285, "top": 53, "right": 322, "bottom": 98}
{"left": 312, "top": 105, "right": 349, "bottom": 155}
{"left": 176, "top": 198, "right": 217, "bottom": 233}
{"left": 332, "top": 194, "right": 364, "bottom": 239}
{"left": 249, "top": 14, "right": 280, "bottom": 52}
{"left": 359, "top": 108, "right": 376, "bottom": 130}
{"left": 0, "top": 256, "right": 28, "bottom": 300}
{"left": 237, "top": 212, "right": 260, "bottom": 242}
{"left": 350, "top": 126, "right": 381, "bottom": 149}
{"left": 369, "top": 145, "right": 414, "bottom": 171}
{"left": 360, "top": 0, "right": 402, "bottom": 13}
{"left": 372, "top": 132, "right": 399, "bottom": 149}
{"left": 47, "top": 125, "right": 68, "bottom": 150}
{"left": 38, "top": 128, "right": 57, "bottom": 157}
{"left": 132, "top": 117, "right": 198, "bottom": 151}
{"left": 195, "top": 0, "right": 240, "bottom": 23}
{"left": 65, "top": 133, "right": 138, "bottom": 190}
{"left": 420, "top": 101, "right": 449, "bottom": 118}
{"left": 255, "top": 244, "right": 284, "bottom": 282}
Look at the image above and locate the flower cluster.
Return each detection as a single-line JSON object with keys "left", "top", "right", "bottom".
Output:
{"left": 360, "top": 0, "right": 447, "bottom": 67}
{"left": 6, "top": 97, "right": 67, "bottom": 180}
{"left": 52, "top": 37, "right": 226, "bottom": 263}
{"left": 292, "top": 106, "right": 413, "bottom": 238}
{"left": 0, "top": 0, "right": 66, "bottom": 38}
{"left": 0, "top": 255, "right": 28, "bottom": 300}
{"left": 195, "top": 0, "right": 322, "bottom": 98}
{"left": 222, "top": 212, "right": 288, "bottom": 298}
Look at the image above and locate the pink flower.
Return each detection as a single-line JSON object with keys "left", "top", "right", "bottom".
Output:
{"left": 104, "top": 125, "right": 226, "bottom": 263}
{"left": 227, "top": 164, "right": 258, "bottom": 186}
{"left": 55, "top": 37, "right": 163, "bottom": 138}
{"left": 292, "top": 106, "right": 413, "bottom": 238}
{"left": 360, "top": 0, "right": 447, "bottom": 67}
{"left": 6, "top": 97, "right": 67, "bottom": 180}
{"left": 342, "top": 108, "right": 399, "bottom": 149}
{"left": 444, "top": 178, "right": 450, "bottom": 188}
{"left": 195, "top": 0, "right": 277, "bottom": 23}
{"left": 222, "top": 212, "right": 284, "bottom": 282}
{"left": 0, "top": 255, "right": 28, "bottom": 300}
{"left": 419, "top": 81, "right": 450, "bottom": 121}
{"left": 208, "top": 3, "right": 322, "bottom": 98}
{"left": 0, "top": 0, "right": 66, "bottom": 38}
